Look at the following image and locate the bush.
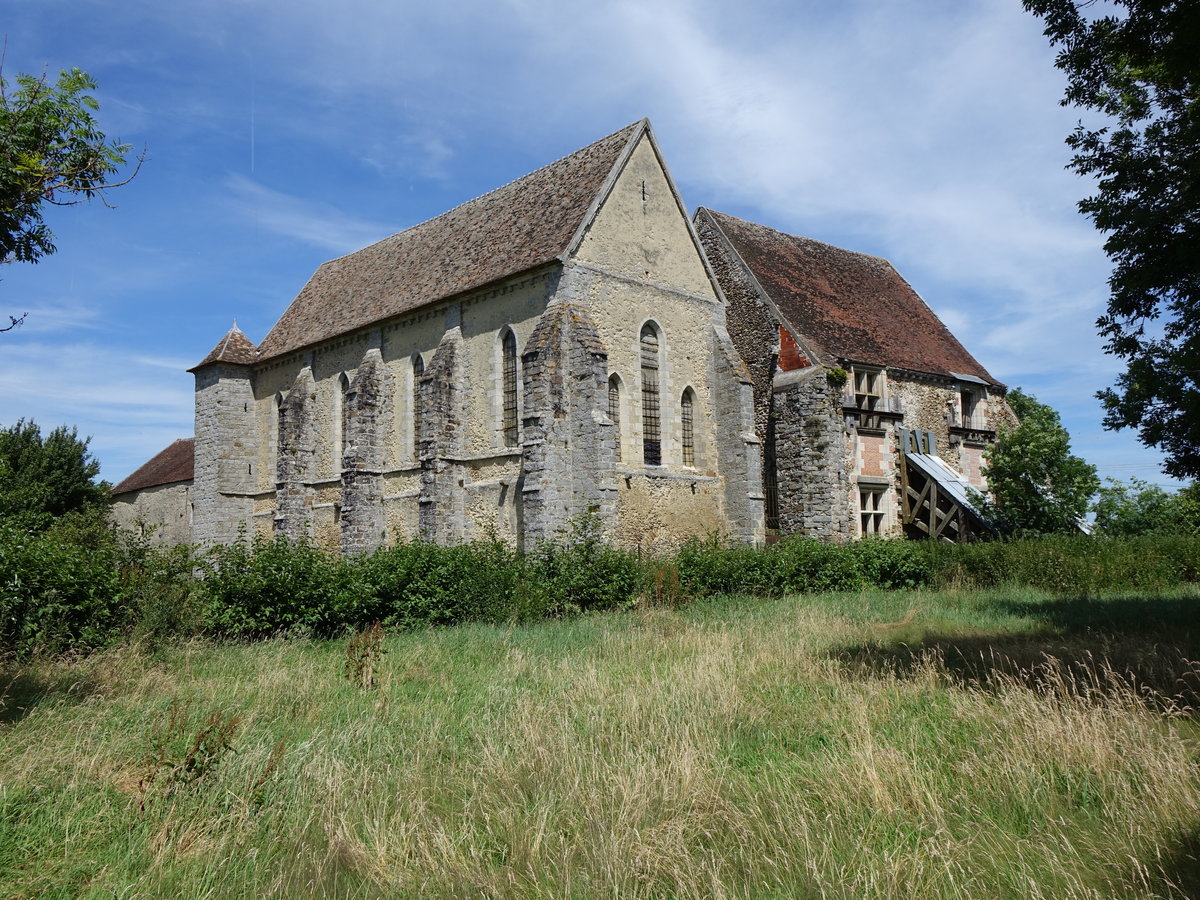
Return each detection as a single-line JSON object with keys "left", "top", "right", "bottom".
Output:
{"left": 201, "top": 534, "right": 353, "bottom": 638}
{"left": 527, "top": 518, "right": 643, "bottom": 615}
{"left": 677, "top": 535, "right": 776, "bottom": 596}
{"left": 0, "top": 510, "right": 125, "bottom": 655}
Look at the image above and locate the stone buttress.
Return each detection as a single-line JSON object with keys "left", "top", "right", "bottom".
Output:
{"left": 275, "top": 366, "right": 317, "bottom": 540}
{"left": 519, "top": 299, "right": 617, "bottom": 547}
{"left": 340, "top": 348, "right": 394, "bottom": 553}
{"left": 417, "top": 326, "right": 468, "bottom": 544}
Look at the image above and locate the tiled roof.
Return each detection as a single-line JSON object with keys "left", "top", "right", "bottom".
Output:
{"left": 110, "top": 438, "right": 194, "bottom": 495}
{"left": 256, "top": 120, "right": 646, "bottom": 361}
{"left": 698, "top": 209, "right": 997, "bottom": 384}
{"left": 190, "top": 323, "right": 257, "bottom": 370}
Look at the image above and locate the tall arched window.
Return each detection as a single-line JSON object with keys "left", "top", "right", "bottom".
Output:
{"left": 273, "top": 392, "right": 285, "bottom": 480}
{"left": 338, "top": 373, "right": 353, "bottom": 460}
{"left": 640, "top": 323, "right": 661, "bottom": 466}
{"left": 502, "top": 329, "right": 519, "bottom": 447}
{"left": 608, "top": 374, "right": 622, "bottom": 462}
{"left": 411, "top": 354, "right": 424, "bottom": 459}
{"left": 680, "top": 387, "right": 695, "bottom": 467}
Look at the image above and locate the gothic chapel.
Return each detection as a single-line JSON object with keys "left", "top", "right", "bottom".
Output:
{"left": 111, "top": 120, "right": 1009, "bottom": 550}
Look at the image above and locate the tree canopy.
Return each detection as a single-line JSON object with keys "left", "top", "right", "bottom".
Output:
{"left": 1023, "top": 0, "right": 1200, "bottom": 478}
{"left": 1092, "top": 476, "right": 1199, "bottom": 534}
{"left": 982, "top": 388, "right": 1099, "bottom": 536}
{"left": 0, "top": 65, "right": 141, "bottom": 320}
{"left": 0, "top": 419, "right": 109, "bottom": 531}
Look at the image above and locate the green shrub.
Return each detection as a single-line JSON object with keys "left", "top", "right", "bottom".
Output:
{"left": 770, "top": 537, "right": 866, "bottom": 594}
{"left": 0, "top": 511, "right": 126, "bottom": 655}
{"left": 528, "top": 530, "right": 642, "bottom": 616}
{"left": 849, "top": 539, "right": 936, "bottom": 590}
{"left": 201, "top": 534, "right": 353, "bottom": 638}
{"left": 677, "top": 535, "right": 776, "bottom": 596}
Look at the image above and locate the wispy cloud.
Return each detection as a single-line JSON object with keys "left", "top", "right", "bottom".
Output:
{"left": 0, "top": 341, "right": 193, "bottom": 482}
{"left": 223, "top": 175, "right": 396, "bottom": 254}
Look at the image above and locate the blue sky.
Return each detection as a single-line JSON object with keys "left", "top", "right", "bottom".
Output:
{"left": 0, "top": 0, "right": 1177, "bottom": 488}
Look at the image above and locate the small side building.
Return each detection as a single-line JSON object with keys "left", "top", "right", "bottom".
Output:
{"left": 109, "top": 438, "right": 195, "bottom": 544}
{"left": 695, "top": 209, "right": 1015, "bottom": 542}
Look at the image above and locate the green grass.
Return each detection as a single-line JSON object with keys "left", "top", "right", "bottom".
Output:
{"left": 3, "top": 586, "right": 1200, "bottom": 898}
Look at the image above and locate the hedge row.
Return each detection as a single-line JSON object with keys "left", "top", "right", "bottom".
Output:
{"left": 2, "top": 514, "right": 1198, "bottom": 656}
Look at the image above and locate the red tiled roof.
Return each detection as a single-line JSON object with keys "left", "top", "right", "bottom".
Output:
{"left": 255, "top": 121, "right": 646, "bottom": 361}
{"left": 110, "top": 438, "right": 194, "bottom": 495}
{"left": 698, "top": 209, "right": 997, "bottom": 383}
{"left": 190, "top": 324, "right": 257, "bottom": 370}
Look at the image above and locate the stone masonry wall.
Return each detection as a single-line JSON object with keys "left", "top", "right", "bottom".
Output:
{"left": 693, "top": 211, "right": 795, "bottom": 444}
{"left": 417, "top": 327, "right": 467, "bottom": 544}
{"left": 340, "top": 348, "right": 394, "bottom": 554}
{"left": 519, "top": 298, "right": 617, "bottom": 547}
{"left": 192, "top": 362, "right": 257, "bottom": 546}
{"left": 773, "top": 368, "right": 853, "bottom": 540}
{"left": 709, "top": 323, "right": 765, "bottom": 544}
{"left": 111, "top": 481, "right": 192, "bottom": 546}
{"left": 275, "top": 366, "right": 317, "bottom": 540}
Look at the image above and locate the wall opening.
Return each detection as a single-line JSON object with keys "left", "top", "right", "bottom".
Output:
{"left": 640, "top": 323, "right": 661, "bottom": 466}
{"left": 680, "top": 387, "right": 695, "bottom": 467}
{"left": 502, "top": 328, "right": 519, "bottom": 448}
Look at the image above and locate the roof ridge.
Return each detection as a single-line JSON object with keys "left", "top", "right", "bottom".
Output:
{"left": 256, "top": 120, "right": 649, "bottom": 361}
{"left": 703, "top": 208, "right": 894, "bottom": 267}
{"left": 318, "top": 120, "right": 647, "bottom": 268}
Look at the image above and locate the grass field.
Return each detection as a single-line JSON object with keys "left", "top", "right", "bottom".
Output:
{"left": 3, "top": 586, "right": 1200, "bottom": 899}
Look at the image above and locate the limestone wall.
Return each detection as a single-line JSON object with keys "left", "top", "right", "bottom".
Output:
{"left": 111, "top": 481, "right": 192, "bottom": 546}
{"left": 574, "top": 134, "right": 716, "bottom": 298}
{"left": 192, "top": 131, "right": 766, "bottom": 552}
{"left": 192, "top": 362, "right": 256, "bottom": 546}
{"left": 211, "top": 271, "right": 557, "bottom": 552}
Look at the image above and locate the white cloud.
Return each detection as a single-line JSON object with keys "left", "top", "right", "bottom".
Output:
{"left": 0, "top": 341, "right": 193, "bottom": 482}
{"left": 223, "top": 175, "right": 396, "bottom": 254}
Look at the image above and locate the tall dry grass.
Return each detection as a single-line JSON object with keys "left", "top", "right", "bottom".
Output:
{"left": 2, "top": 589, "right": 1199, "bottom": 898}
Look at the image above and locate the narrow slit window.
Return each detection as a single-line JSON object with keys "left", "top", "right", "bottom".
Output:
{"left": 502, "top": 329, "right": 519, "bottom": 447}
{"left": 680, "top": 388, "right": 695, "bottom": 467}
{"left": 608, "top": 374, "right": 622, "bottom": 462}
{"left": 640, "top": 324, "right": 661, "bottom": 466}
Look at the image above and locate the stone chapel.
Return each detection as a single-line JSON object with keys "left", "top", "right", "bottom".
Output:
{"left": 111, "top": 119, "right": 1011, "bottom": 550}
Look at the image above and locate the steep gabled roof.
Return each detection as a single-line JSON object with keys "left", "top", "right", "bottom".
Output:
{"left": 697, "top": 209, "right": 997, "bottom": 384}
{"left": 110, "top": 438, "right": 195, "bottom": 495}
{"left": 189, "top": 323, "right": 257, "bottom": 370}
{"left": 256, "top": 120, "right": 647, "bottom": 361}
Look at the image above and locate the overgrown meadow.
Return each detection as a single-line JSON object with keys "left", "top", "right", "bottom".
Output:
{"left": 2, "top": 522, "right": 1200, "bottom": 897}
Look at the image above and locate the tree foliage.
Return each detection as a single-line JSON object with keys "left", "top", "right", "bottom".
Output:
{"left": 1023, "top": 0, "right": 1200, "bottom": 477}
{"left": 1092, "top": 476, "right": 1199, "bottom": 534}
{"left": 0, "top": 65, "right": 141, "bottom": 267}
{"left": 982, "top": 388, "right": 1100, "bottom": 536}
{"left": 0, "top": 418, "right": 109, "bottom": 530}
